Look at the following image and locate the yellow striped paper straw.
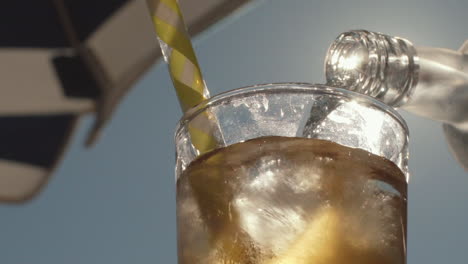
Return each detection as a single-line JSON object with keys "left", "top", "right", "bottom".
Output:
{"left": 146, "top": 0, "right": 220, "bottom": 154}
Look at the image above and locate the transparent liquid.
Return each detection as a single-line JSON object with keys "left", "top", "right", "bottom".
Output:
{"left": 177, "top": 136, "right": 407, "bottom": 264}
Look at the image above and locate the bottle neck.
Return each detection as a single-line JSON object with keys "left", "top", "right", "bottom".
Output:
{"left": 325, "top": 30, "right": 419, "bottom": 107}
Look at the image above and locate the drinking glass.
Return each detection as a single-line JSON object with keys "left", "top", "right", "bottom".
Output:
{"left": 175, "top": 83, "right": 409, "bottom": 264}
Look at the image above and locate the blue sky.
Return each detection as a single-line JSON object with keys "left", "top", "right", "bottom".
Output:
{"left": 1, "top": 0, "right": 468, "bottom": 263}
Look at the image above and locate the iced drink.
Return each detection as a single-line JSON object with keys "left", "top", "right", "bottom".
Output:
{"left": 177, "top": 136, "right": 406, "bottom": 264}
{"left": 175, "top": 84, "right": 409, "bottom": 264}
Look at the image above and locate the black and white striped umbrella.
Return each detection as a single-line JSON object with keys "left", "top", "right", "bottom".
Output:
{"left": 1, "top": 0, "right": 253, "bottom": 203}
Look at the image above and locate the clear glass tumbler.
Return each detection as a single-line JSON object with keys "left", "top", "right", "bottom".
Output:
{"left": 175, "top": 83, "right": 409, "bottom": 264}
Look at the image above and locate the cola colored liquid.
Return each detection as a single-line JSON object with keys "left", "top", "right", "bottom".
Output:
{"left": 177, "top": 136, "right": 407, "bottom": 264}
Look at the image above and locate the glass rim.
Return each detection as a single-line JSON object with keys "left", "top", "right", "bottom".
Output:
{"left": 175, "top": 82, "right": 409, "bottom": 138}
